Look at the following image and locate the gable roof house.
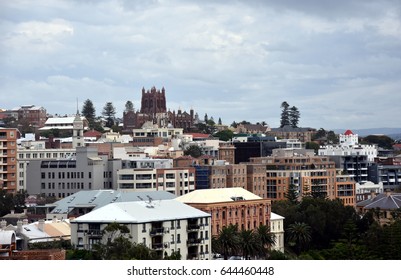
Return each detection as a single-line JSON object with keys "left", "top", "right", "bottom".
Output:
{"left": 356, "top": 191, "right": 401, "bottom": 225}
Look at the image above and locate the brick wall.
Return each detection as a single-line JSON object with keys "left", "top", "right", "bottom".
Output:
{"left": 0, "top": 249, "right": 65, "bottom": 260}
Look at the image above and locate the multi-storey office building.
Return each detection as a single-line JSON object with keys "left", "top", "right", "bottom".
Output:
{"left": 0, "top": 128, "right": 18, "bottom": 193}
{"left": 176, "top": 188, "right": 271, "bottom": 236}
{"left": 26, "top": 147, "right": 121, "bottom": 198}
{"left": 17, "top": 147, "right": 76, "bottom": 191}
{"left": 70, "top": 199, "right": 211, "bottom": 260}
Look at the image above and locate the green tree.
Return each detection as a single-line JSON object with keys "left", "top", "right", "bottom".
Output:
{"left": 204, "top": 113, "right": 208, "bottom": 123}
{"left": 285, "top": 184, "right": 299, "bottom": 205}
{"left": 218, "top": 117, "right": 222, "bottom": 125}
{"left": 102, "top": 102, "right": 116, "bottom": 128}
{"left": 81, "top": 99, "right": 96, "bottom": 128}
{"left": 287, "top": 222, "right": 312, "bottom": 255}
{"left": 231, "top": 121, "right": 238, "bottom": 128}
{"left": 289, "top": 106, "right": 300, "bottom": 128}
{"left": 125, "top": 100, "right": 134, "bottom": 112}
{"left": 362, "top": 135, "right": 394, "bottom": 149}
{"left": 184, "top": 145, "right": 203, "bottom": 158}
{"left": 213, "top": 224, "right": 240, "bottom": 259}
{"left": 239, "top": 229, "right": 261, "bottom": 259}
{"left": 213, "top": 129, "right": 233, "bottom": 141}
{"left": 305, "top": 142, "right": 320, "bottom": 153}
{"left": 255, "top": 224, "right": 276, "bottom": 258}
{"left": 280, "top": 101, "right": 290, "bottom": 128}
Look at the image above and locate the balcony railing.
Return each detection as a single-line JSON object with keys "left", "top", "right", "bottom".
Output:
{"left": 87, "top": 230, "right": 102, "bottom": 237}
{"left": 187, "top": 224, "right": 200, "bottom": 232}
{"left": 187, "top": 238, "right": 202, "bottom": 246}
{"left": 187, "top": 253, "right": 199, "bottom": 260}
{"left": 152, "top": 243, "right": 164, "bottom": 251}
{"left": 150, "top": 227, "right": 164, "bottom": 236}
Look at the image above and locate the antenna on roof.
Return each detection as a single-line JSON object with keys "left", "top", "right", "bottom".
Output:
{"left": 76, "top": 97, "right": 79, "bottom": 115}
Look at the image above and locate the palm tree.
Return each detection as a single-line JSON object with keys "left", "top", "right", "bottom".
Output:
{"left": 239, "top": 229, "right": 261, "bottom": 259}
{"left": 214, "top": 224, "right": 240, "bottom": 259}
{"left": 255, "top": 224, "right": 276, "bottom": 258}
{"left": 287, "top": 222, "right": 312, "bottom": 255}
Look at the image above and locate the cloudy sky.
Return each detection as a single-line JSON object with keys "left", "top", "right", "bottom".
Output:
{"left": 1, "top": 0, "right": 401, "bottom": 129}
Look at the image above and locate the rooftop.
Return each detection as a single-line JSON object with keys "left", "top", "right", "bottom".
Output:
{"left": 72, "top": 200, "right": 210, "bottom": 223}
{"left": 175, "top": 187, "right": 263, "bottom": 204}
{"left": 49, "top": 190, "right": 176, "bottom": 215}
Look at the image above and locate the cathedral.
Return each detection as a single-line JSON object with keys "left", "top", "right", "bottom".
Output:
{"left": 123, "top": 87, "right": 199, "bottom": 132}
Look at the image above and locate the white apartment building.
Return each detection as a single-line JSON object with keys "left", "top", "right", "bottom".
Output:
{"left": 70, "top": 199, "right": 211, "bottom": 260}
{"left": 117, "top": 167, "right": 195, "bottom": 196}
{"left": 132, "top": 126, "right": 184, "bottom": 140}
{"left": 355, "top": 181, "right": 384, "bottom": 202}
{"left": 319, "top": 130, "right": 378, "bottom": 162}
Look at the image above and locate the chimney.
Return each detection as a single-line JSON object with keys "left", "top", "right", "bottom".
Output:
{"left": 0, "top": 220, "right": 6, "bottom": 229}
{"left": 385, "top": 189, "right": 392, "bottom": 197}
{"left": 22, "top": 219, "right": 28, "bottom": 225}
{"left": 38, "top": 219, "right": 45, "bottom": 232}
{"left": 17, "top": 220, "right": 23, "bottom": 233}
{"left": 23, "top": 209, "right": 27, "bottom": 215}
{"left": 10, "top": 210, "right": 15, "bottom": 215}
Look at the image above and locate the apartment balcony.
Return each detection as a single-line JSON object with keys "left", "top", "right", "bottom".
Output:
{"left": 187, "top": 253, "right": 199, "bottom": 260}
{"left": 86, "top": 230, "right": 102, "bottom": 237}
{"left": 187, "top": 238, "right": 202, "bottom": 246}
{"left": 150, "top": 227, "right": 165, "bottom": 236}
{"left": 187, "top": 224, "right": 200, "bottom": 232}
{"left": 152, "top": 243, "right": 164, "bottom": 251}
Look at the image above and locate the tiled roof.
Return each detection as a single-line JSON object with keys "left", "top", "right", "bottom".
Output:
{"left": 84, "top": 130, "right": 102, "bottom": 137}
{"left": 344, "top": 130, "right": 354, "bottom": 135}
{"left": 185, "top": 133, "right": 211, "bottom": 139}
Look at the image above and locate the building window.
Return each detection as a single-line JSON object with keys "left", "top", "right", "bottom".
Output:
{"left": 177, "top": 234, "right": 181, "bottom": 243}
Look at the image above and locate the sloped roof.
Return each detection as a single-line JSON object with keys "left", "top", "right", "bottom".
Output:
{"left": 0, "top": 230, "right": 16, "bottom": 245}
{"left": 175, "top": 187, "right": 263, "bottom": 204}
{"left": 344, "top": 130, "right": 354, "bottom": 135}
{"left": 84, "top": 130, "right": 102, "bottom": 137}
{"left": 185, "top": 133, "right": 211, "bottom": 139}
{"left": 357, "top": 192, "right": 401, "bottom": 210}
{"left": 270, "top": 212, "right": 285, "bottom": 221}
{"left": 49, "top": 190, "right": 176, "bottom": 214}
{"left": 72, "top": 200, "right": 210, "bottom": 223}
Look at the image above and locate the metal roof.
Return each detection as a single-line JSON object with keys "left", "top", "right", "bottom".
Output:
{"left": 175, "top": 187, "right": 263, "bottom": 204}
{"left": 72, "top": 200, "right": 210, "bottom": 224}
{"left": 357, "top": 192, "right": 401, "bottom": 210}
{"left": 270, "top": 212, "right": 285, "bottom": 221}
{"left": 49, "top": 190, "right": 176, "bottom": 214}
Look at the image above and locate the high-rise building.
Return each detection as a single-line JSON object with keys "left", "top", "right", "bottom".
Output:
{"left": 0, "top": 128, "right": 18, "bottom": 193}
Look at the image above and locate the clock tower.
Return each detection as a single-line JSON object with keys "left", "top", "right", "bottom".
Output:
{"left": 72, "top": 110, "right": 84, "bottom": 148}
